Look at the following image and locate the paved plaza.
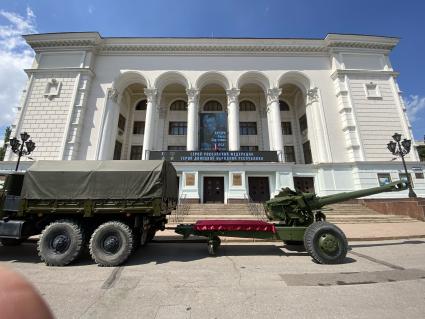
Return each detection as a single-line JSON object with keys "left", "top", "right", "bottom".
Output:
{"left": 1, "top": 238, "right": 425, "bottom": 319}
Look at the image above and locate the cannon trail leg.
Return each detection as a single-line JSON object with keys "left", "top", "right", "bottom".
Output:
{"left": 207, "top": 236, "right": 221, "bottom": 256}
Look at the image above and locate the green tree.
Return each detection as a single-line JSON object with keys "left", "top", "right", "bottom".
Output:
{"left": 418, "top": 145, "right": 425, "bottom": 162}
{"left": 0, "top": 126, "right": 12, "bottom": 161}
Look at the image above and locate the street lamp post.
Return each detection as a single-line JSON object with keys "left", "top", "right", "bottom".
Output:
{"left": 387, "top": 132, "right": 417, "bottom": 198}
{"left": 9, "top": 132, "right": 36, "bottom": 171}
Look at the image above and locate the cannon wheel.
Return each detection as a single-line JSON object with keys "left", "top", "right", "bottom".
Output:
{"left": 38, "top": 220, "right": 85, "bottom": 266}
{"left": 90, "top": 221, "right": 134, "bottom": 267}
{"left": 207, "top": 236, "right": 221, "bottom": 256}
{"left": 304, "top": 221, "right": 348, "bottom": 264}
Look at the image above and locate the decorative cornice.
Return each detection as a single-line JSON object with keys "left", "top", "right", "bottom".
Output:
{"left": 24, "top": 67, "right": 95, "bottom": 77}
{"left": 330, "top": 69, "right": 399, "bottom": 80}
{"left": 23, "top": 32, "right": 102, "bottom": 52}
{"left": 23, "top": 32, "right": 399, "bottom": 56}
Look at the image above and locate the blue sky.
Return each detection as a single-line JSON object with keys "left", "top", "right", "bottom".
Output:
{"left": 0, "top": 0, "right": 424, "bottom": 140}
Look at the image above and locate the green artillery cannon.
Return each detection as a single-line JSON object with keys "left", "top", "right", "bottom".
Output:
{"left": 265, "top": 180, "right": 408, "bottom": 225}
{"left": 176, "top": 181, "right": 407, "bottom": 264}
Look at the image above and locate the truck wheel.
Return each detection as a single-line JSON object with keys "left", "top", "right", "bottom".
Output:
{"left": 304, "top": 221, "right": 348, "bottom": 264}
{"left": 38, "top": 220, "right": 84, "bottom": 266}
{"left": 89, "top": 221, "right": 134, "bottom": 267}
{"left": 1, "top": 238, "right": 24, "bottom": 246}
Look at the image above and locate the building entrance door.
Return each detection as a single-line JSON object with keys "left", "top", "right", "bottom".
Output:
{"left": 203, "top": 177, "right": 225, "bottom": 203}
{"left": 293, "top": 177, "right": 315, "bottom": 193}
{"left": 248, "top": 177, "right": 270, "bottom": 202}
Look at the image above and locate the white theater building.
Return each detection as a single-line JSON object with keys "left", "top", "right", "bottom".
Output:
{"left": 5, "top": 32, "right": 425, "bottom": 202}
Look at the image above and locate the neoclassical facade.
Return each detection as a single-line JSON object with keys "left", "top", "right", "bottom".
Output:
{"left": 5, "top": 32, "right": 425, "bottom": 201}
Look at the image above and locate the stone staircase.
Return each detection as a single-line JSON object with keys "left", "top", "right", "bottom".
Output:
{"left": 325, "top": 203, "right": 420, "bottom": 224}
{"left": 168, "top": 202, "right": 421, "bottom": 225}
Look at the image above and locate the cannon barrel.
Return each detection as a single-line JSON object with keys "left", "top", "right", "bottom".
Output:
{"left": 313, "top": 180, "right": 408, "bottom": 208}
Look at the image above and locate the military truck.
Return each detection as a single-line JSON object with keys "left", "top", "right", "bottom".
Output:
{"left": 0, "top": 160, "right": 178, "bottom": 267}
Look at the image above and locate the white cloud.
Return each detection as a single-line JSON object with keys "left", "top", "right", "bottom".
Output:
{"left": 404, "top": 95, "right": 425, "bottom": 122}
{"left": 88, "top": 5, "right": 94, "bottom": 14}
{"left": 0, "top": 7, "right": 37, "bottom": 128}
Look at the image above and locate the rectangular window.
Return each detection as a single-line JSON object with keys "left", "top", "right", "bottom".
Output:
{"left": 240, "top": 145, "right": 259, "bottom": 151}
{"left": 169, "top": 122, "right": 187, "bottom": 135}
{"left": 118, "top": 114, "right": 126, "bottom": 131}
{"left": 415, "top": 172, "right": 424, "bottom": 179}
{"left": 281, "top": 122, "right": 292, "bottom": 135}
{"left": 132, "top": 121, "right": 145, "bottom": 134}
{"left": 284, "top": 146, "right": 296, "bottom": 162}
{"left": 130, "top": 145, "right": 143, "bottom": 160}
{"left": 399, "top": 173, "right": 414, "bottom": 188}
{"left": 303, "top": 141, "right": 312, "bottom": 164}
{"left": 240, "top": 122, "right": 257, "bottom": 135}
{"left": 377, "top": 173, "right": 392, "bottom": 186}
{"left": 299, "top": 114, "right": 307, "bottom": 132}
{"left": 168, "top": 146, "right": 186, "bottom": 150}
{"left": 113, "top": 141, "right": 122, "bottom": 160}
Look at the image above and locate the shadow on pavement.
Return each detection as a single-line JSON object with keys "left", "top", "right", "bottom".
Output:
{"left": 350, "top": 240, "right": 425, "bottom": 249}
{"left": 1, "top": 241, "right": 332, "bottom": 266}
{"left": 125, "top": 242, "right": 309, "bottom": 266}
{"left": 0, "top": 242, "right": 41, "bottom": 264}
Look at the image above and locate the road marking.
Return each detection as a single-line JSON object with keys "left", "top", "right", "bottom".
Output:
{"left": 280, "top": 269, "right": 425, "bottom": 286}
{"left": 349, "top": 251, "right": 405, "bottom": 270}
{"left": 101, "top": 266, "right": 124, "bottom": 289}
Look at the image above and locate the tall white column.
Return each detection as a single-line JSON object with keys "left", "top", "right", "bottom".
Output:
{"left": 226, "top": 88, "right": 240, "bottom": 151}
{"left": 267, "top": 88, "right": 284, "bottom": 160}
{"left": 142, "top": 88, "right": 157, "bottom": 160}
{"left": 186, "top": 89, "right": 199, "bottom": 151}
{"left": 98, "top": 88, "right": 120, "bottom": 160}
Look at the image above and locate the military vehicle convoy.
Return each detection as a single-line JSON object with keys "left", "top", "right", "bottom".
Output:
{"left": 0, "top": 160, "right": 178, "bottom": 266}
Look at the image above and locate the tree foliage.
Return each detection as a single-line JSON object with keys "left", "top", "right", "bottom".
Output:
{"left": 0, "top": 127, "right": 12, "bottom": 161}
{"left": 418, "top": 145, "right": 425, "bottom": 162}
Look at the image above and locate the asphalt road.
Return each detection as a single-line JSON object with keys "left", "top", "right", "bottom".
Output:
{"left": 1, "top": 239, "right": 425, "bottom": 319}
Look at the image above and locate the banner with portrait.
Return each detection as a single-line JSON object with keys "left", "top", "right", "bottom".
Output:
{"left": 199, "top": 113, "right": 227, "bottom": 151}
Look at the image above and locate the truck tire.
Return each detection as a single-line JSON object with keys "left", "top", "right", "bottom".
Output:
{"left": 38, "top": 220, "right": 84, "bottom": 266}
{"left": 304, "top": 221, "right": 348, "bottom": 264}
{"left": 1, "top": 238, "right": 24, "bottom": 246}
{"left": 89, "top": 221, "right": 134, "bottom": 267}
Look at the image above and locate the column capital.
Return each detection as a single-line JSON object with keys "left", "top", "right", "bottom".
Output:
{"left": 226, "top": 88, "right": 240, "bottom": 104}
{"left": 107, "top": 88, "right": 120, "bottom": 103}
{"left": 266, "top": 88, "right": 282, "bottom": 104}
{"left": 186, "top": 88, "right": 199, "bottom": 104}
{"left": 144, "top": 88, "right": 158, "bottom": 103}
{"left": 306, "top": 87, "right": 319, "bottom": 105}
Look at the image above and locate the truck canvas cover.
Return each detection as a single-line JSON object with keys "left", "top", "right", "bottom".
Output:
{"left": 21, "top": 160, "right": 178, "bottom": 200}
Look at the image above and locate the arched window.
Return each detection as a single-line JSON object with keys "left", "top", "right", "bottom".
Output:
{"left": 170, "top": 100, "right": 188, "bottom": 111}
{"left": 279, "top": 100, "right": 290, "bottom": 111}
{"left": 239, "top": 100, "right": 256, "bottom": 111}
{"left": 135, "top": 100, "right": 147, "bottom": 111}
{"left": 204, "top": 100, "right": 222, "bottom": 111}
